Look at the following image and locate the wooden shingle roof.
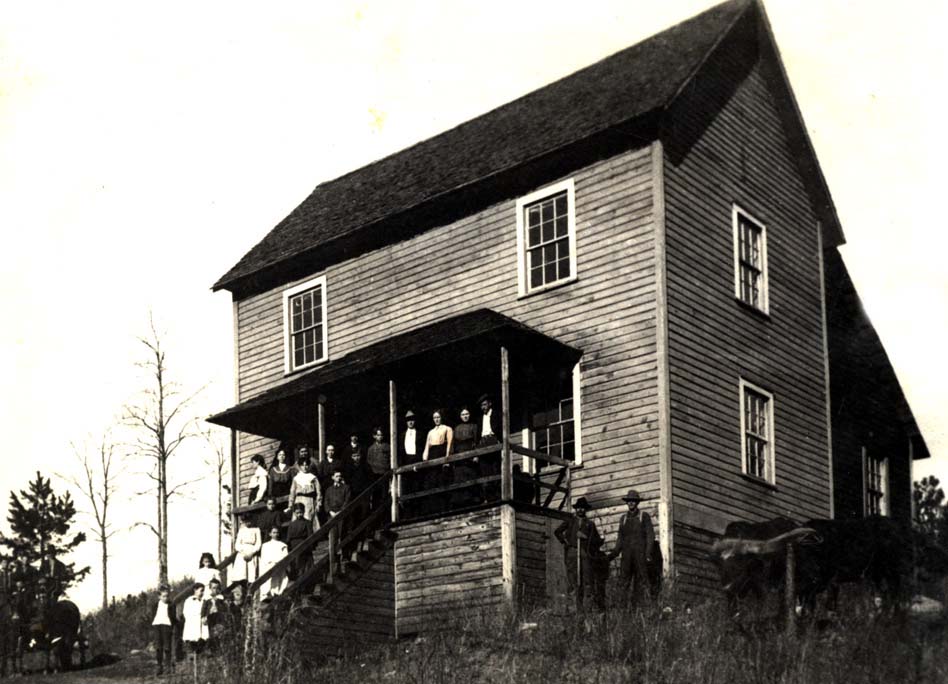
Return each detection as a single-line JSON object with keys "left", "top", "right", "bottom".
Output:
{"left": 213, "top": 0, "right": 756, "bottom": 293}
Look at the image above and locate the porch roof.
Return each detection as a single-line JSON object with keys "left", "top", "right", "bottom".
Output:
{"left": 207, "top": 309, "right": 580, "bottom": 437}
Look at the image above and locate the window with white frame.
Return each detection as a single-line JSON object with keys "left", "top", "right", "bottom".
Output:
{"left": 529, "top": 364, "right": 582, "bottom": 464}
{"left": 282, "top": 275, "right": 328, "bottom": 373}
{"left": 863, "top": 448, "right": 888, "bottom": 516}
{"left": 740, "top": 379, "right": 774, "bottom": 483}
{"left": 733, "top": 206, "right": 769, "bottom": 313}
{"left": 516, "top": 179, "right": 577, "bottom": 296}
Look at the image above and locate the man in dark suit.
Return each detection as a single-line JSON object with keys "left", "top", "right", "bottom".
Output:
{"left": 400, "top": 411, "right": 424, "bottom": 516}
{"left": 477, "top": 394, "right": 503, "bottom": 501}
{"left": 554, "top": 497, "right": 605, "bottom": 609}
{"left": 607, "top": 489, "right": 655, "bottom": 606}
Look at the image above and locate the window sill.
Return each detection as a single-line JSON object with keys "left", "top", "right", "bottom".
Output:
{"left": 518, "top": 276, "right": 578, "bottom": 300}
{"left": 284, "top": 357, "right": 331, "bottom": 377}
{"left": 734, "top": 297, "right": 771, "bottom": 321}
{"left": 740, "top": 473, "right": 777, "bottom": 491}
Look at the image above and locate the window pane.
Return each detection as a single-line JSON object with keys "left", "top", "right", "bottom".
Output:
{"left": 542, "top": 221, "right": 555, "bottom": 243}
{"left": 530, "top": 266, "right": 543, "bottom": 289}
{"left": 555, "top": 194, "right": 567, "bottom": 217}
{"left": 541, "top": 201, "right": 554, "bottom": 223}
{"left": 528, "top": 226, "right": 541, "bottom": 247}
{"left": 528, "top": 205, "right": 541, "bottom": 227}
{"left": 555, "top": 215, "right": 568, "bottom": 238}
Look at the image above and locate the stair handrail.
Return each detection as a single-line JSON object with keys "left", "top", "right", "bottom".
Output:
{"left": 247, "top": 471, "right": 393, "bottom": 597}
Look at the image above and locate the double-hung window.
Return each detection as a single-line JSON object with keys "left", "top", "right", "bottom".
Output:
{"left": 740, "top": 379, "right": 775, "bottom": 484}
{"left": 516, "top": 179, "right": 577, "bottom": 296}
{"left": 282, "top": 275, "right": 328, "bottom": 373}
{"left": 863, "top": 448, "right": 888, "bottom": 516}
{"left": 733, "top": 206, "right": 769, "bottom": 313}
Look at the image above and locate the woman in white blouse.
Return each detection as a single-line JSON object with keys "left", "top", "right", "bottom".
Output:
{"left": 247, "top": 454, "right": 268, "bottom": 505}
{"left": 422, "top": 410, "right": 454, "bottom": 514}
{"left": 258, "top": 526, "right": 289, "bottom": 598}
{"left": 230, "top": 513, "right": 262, "bottom": 584}
{"left": 287, "top": 459, "right": 321, "bottom": 531}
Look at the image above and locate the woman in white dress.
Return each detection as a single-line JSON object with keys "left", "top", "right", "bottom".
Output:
{"left": 230, "top": 514, "right": 262, "bottom": 584}
{"left": 258, "top": 526, "right": 289, "bottom": 598}
{"left": 194, "top": 553, "right": 220, "bottom": 595}
{"left": 287, "top": 460, "right": 321, "bottom": 531}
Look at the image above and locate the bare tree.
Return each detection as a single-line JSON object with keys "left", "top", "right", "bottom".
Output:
{"left": 59, "top": 432, "right": 125, "bottom": 610}
{"left": 124, "top": 314, "right": 203, "bottom": 585}
{"left": 203, "top": 428, "right": 231, "bottom": 561}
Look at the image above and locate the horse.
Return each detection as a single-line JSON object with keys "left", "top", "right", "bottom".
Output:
{"left": 27, "top": 595, "right": 82, "bottom": 673}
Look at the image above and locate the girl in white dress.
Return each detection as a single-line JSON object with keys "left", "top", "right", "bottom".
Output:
{"left": 230, "top": 514, "right": 262, "bottom": 584}
{"left": 247, "top": 454, "right": 269, "bottom": 505}
{"left": 194, "top": 553, "right": 220, "bottom": 595}
{"left": 258, "top": 526, "right": 289, "bottom": 598}
{"left": 181, "top": 583, "right": 209, "bottom": 652}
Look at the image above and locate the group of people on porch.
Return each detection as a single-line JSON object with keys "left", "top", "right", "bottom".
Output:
{"left": 230, "top": 394, "right": 507, "bottom": 597}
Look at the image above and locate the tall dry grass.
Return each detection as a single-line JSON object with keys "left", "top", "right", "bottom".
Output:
{"left": 196, "top": 583, "right": 948, "bottom": 684}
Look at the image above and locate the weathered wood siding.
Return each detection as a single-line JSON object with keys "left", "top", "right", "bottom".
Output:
{"left": 293, "top": 545, "right": 395, "bottom": 651}
{"left": 233, "top": 146, "right": 661, "bottom": 517}
{"left": 662, "top": 46, "right": 832, "bottom": 588}
{"left": 394, "top": 508, "right": 505, "bottom": 634}
{"left": 824, "top": 249, "right": 913, "bottom": 523}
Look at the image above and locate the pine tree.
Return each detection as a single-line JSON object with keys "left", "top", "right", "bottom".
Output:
{"left": 1, "top": 471, "right": 90, "bottom": 591}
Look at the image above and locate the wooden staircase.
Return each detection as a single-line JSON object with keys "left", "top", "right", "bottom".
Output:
{"left": 305, "top": 527, "right": 398, "bottom": 608}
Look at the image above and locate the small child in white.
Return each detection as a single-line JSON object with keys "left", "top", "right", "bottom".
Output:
{"left": 181, "top": 582, "right": 208, "bottom": 654}
{"left": 259, "top": 526, "right": 289, "bottom": 598}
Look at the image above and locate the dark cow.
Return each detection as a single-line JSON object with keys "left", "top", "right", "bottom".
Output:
{"left": 710, "top": 517, "right": 803, "bottom": 616}
{"left": 711, "top": 516, "right": 912, "bottom": 618}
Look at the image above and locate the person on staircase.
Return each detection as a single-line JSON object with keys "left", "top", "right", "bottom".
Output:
{"left": 247, "top": 454, "right": 269, "bottom": 506}
{"left": 285, "top": 503, "right": 312, "bottom": 581}
{"left": 267, "top": 447, "right": 296, "bottom": 502}
{"left": 258, "top": 527, "right": 289, "bottom": 599}
{"left": 230, "top": 513, "right": 262, "bottom": 585}
{"left": 256, "top": 497, "right": 285, "bottom": 542}
{"left": 286, "top": 459, "right": 321, "bottom": 532}
{"left": 323, "top": 468, "right": 351, "bottom": 566}
{"left": 194, "top": 553, "right": 221, "bottom": 595}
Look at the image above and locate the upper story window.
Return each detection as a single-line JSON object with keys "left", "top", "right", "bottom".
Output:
{"left": 516, "top": 179, "right": 577, "bottom": 296}
{"left": 282, "top": 275, "right": 328, "bottom": 374}
{"left": 732, "top": 206, "right": 769, "bottom": 314}
{"left": 863, "top": 448, "right": 888, "bottom": 516}
{"left": 740, "top": 379, "right": 775, "bottom": 484}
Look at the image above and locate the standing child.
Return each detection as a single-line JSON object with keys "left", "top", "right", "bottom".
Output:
{"left": 259, "top": 527, "right": 289, "bottom": 599}
{"left": 204, "top": 579, "right": 228, "bottom": 654}
{"left": 181, "top": 583, "right": 208, "bottom": 655}
{"left": 231, "top": 514, "right": 262, "bottom": 584}
{"left": 285, "top": 503, "right": 312, "bottom": 580}
{"left": 150, "top": 584, "right": 176, "bottom": 676}
{"left": 195, "top": 553, "right": 220, "bottom": 593}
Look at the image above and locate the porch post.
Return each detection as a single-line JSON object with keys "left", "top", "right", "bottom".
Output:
{"left": 389, "top": 379, "right": 399, "bottom": 524}
{"left": 317, "top": 395, "right": 327, "bottom": 463}
{"left": 501, "top": 346, "right": 513, "bottom": 502}
{"left": 229, "top": 428, "right": 238, "bottom": 554}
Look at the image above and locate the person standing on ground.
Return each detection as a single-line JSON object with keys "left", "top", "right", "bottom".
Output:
{"left": 150, "top": 584, "right": 176, "bottom": 676}
{"left": 181, "top": 583, "right": 208, "bottom": 655}
{"left": 606, "top": 489, "right": 655, "bottom": 607}
{"left": 554, "top": 497, "right": 605, "bottom": 609}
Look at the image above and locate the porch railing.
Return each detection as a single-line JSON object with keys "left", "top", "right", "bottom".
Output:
{"left": 392, "top": 442, "right": 571, "bottom": 517}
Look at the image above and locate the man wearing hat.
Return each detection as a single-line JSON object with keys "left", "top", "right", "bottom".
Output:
{"left": 477, "top": 394, "right": 502, "bottom": 502}
{"left": 607, "top": 489, "right": 655, "bottom": 606}
{"left": 400, "top": 411, "right": 424, "bottom": 516}
{"left": 554, "top": 496, "right": 605, "bottom": 609}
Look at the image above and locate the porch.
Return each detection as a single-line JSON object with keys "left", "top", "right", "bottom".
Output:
{"left": 206, "top": 310, "right": 583, "bottom": 634}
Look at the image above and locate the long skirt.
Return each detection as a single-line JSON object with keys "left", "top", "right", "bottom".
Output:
{"left": 230, "top": 554, "right": 258, "bottom": 584}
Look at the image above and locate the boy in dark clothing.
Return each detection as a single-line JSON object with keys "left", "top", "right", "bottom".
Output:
{"left": 204, "top": 579, "right": 228, "bottom": 654}
{"left": 150, "top": 584, "right": 176, "bottom": 676}
{"left": 286, "top": 503, "right": 312, "bottom": 580}
{"left": 323, "top": 469, "right": 351, "bottom": 516}
{"left": 256, "top": 497, "right": 285, "bottom": 541}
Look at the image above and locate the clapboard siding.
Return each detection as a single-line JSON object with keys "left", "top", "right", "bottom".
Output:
{"left": 515, "top": 510, "right": 550, "bottom": 607}
{"left": 233, "top": 146, "right": 661, "bottom": 518}
{"left": 293, "top": 545, "right": 395, "bottom": 652}
{"left": 662, "top": 50, "right": 831, "bottom": 542}
{"left": 673, "top": 523, "right": 720, "bottom": 599}
{"left": 394, "top": 508, "right": 505, "bottom": 634}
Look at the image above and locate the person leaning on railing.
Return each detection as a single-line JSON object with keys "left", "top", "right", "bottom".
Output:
{"left": 451, "top": 407, "right": 480, "bottom": 507}
{"left": 400, "top": 410, "right": 424, "bottom": 516}
{"left": 477, "top": 394, "right": 503, "bottom": 502}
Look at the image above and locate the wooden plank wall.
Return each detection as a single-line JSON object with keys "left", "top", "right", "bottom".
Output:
{"left": 292, "top": 545, "right": 395, "bottom": 652}
{"left": 673, "top": 523, "right": 722, "bottom": 599}
{"left": 662, "top": 49, "right": 832, "bottom": 544}
{"left": 514, "top": 509, "right": 548, "bottom": 607}
{"left": 232, "top": 146, "right": 661, "bottom": 520}
{"left": 394, "top": 508, "right": 505, "bottom": 635}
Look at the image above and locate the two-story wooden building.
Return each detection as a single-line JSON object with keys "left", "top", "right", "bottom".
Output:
{"left": 208, "top": 0, "right": 929, "bottom": 635}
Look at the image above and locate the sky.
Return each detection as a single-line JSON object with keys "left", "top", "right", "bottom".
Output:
{"left": 1, "top": 0, "right": 946, "bottom": 613}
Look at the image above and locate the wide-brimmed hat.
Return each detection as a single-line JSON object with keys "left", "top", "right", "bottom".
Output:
{"left": 621, "top": 489, "right": 642, "bottom": 502}
{"left": 404, "top": 410, "right": 416, "bottom": 420}
{"left": 573, "top": 496, "right": 591, "bottom": 510}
